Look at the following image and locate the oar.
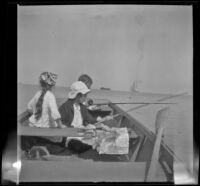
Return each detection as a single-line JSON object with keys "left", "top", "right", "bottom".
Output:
{"left": 146, "top": 107, "right": 169, "bottom": 181}
{"left": 146, "top": 107, "right": 192, "bottom": 181}
{"left": 93, "top": 92, "right": 187, "bottom": 106}
{"left": 94, "top": 102, "right": 176, "bottom": 106}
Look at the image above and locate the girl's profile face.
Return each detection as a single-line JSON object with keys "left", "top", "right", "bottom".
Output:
{"left": 79, "top": 93, "right": 88, "bottom": 104}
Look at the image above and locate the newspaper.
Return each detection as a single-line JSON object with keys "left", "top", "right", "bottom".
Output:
{"left": 81, "top": 126, "right": 129, "bottom": 155}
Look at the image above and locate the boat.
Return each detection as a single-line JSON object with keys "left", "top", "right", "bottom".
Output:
{"left": 100, "top": 87, "right": 111, "bottom": 90}
{"left": 18, "top": 98, "right": 174, "bottom": 182}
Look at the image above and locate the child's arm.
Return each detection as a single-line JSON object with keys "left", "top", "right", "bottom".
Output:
{"left": 56, "top": 119, "right": 66, "bottom": 128}
{"left": 27, "top": 98, "right": 35, "bottom": 112}
{"left": 48, "top": 93, "right": 65, "bottom": 128}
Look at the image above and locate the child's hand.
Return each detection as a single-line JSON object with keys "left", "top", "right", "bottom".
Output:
{"left": 56, "top": 120, "right": 66, "bottom": 128}
{"left": 58, "top": 124, "right": 66, "bottom": 128}
{"left": 97, "top": 115, "right": 113, "bottom": 123}
{"left": 85, "top": 124, "right": 96, "bottom": 130}
{"left": 83, "top": 132, "right": 94, "bottom": 139}
{"left": 88, "top": 105, "right": 98, "bottom": 110}
{"left": 101, "top": 124, "right": 111, "bottom": 131}
{"left": 103, "top": 115, "right": 114, "bottom": 121}
{"left": 95, "top": 123, "right": 104, "bottom": 128}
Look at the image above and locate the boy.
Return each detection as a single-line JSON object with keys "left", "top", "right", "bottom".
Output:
{"left": 78, "top": 74, "right": 93, "bottom": 106}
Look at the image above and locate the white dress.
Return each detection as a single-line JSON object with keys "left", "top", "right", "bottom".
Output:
{"left": 27, "top": 90, "right": 61, "bottom": 128}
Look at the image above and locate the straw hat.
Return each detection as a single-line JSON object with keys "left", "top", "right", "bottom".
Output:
{"left": 68, "top": 81, "right": 90, "bottom": 99}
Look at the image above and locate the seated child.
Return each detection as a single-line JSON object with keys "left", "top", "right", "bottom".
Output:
{"left": 78, "top": 74, "right": 93, "bottom": 89}
{"left": 21, "top": 72, "right": 65, "bottom": 156}
{"left": 78, "top": 74, "right": 93, "bottom": 106}
{"left": 27, "top": 72, "right": 65, "bottom": 128}
{"left": 59, "top": 81, "right": 112, "bottom": 154}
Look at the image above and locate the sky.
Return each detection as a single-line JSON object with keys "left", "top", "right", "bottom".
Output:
{"left": 18, "top": 5, "right": 193, "bottom": 94}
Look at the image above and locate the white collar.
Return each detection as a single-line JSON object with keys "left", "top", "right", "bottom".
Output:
{"left": 73, "top": 104, "right": 80, "bottom": 111}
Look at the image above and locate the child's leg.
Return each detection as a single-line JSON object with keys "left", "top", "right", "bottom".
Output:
{"left": 21, "top": 136, "right": 61, "bottom": 150}
{"left": 21, "top": 136, "right": 38, "bottom": 151}
{"left": 21, "top": 136, "right": 66, "bottom": 156}
{"left": 68, "top": 139, "right": 92, "bottom": 154}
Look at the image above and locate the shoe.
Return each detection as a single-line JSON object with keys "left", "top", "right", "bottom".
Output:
{"left": 30, "top": 146, "right": 50, "bottom": 159}
{"left": 60, "top": 137, "right": 67, "bottom": 147}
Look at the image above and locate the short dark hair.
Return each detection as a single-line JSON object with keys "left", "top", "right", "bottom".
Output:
{"left": 78, "top": 74, "right": 93, "bottom": 85}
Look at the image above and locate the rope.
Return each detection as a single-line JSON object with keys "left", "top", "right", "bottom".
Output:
{"left": 95, "top": 102, "right": 176, "bottom": 105}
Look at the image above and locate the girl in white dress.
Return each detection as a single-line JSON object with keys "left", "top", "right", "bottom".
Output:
{"left": 21, "top": 72, "right": 65, "bottom": 157}
{"left": 27, "top": 72, "right": 65, "bottom": 128}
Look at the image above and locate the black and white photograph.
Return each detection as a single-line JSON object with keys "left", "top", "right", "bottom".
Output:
{"left": 2, "top": 3, "right": 198, "bottom": 184}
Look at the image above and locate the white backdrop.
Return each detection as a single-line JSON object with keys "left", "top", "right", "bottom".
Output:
{"left": 18, "top": 5, "right": 193, "bottom": 94}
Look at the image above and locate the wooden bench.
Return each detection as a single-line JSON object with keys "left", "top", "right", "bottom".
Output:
{"left": 18, "top": 124, "right": 82, "bottom": 137}
{"left": 20, "top": 160, "right": 146, "bottom": 182}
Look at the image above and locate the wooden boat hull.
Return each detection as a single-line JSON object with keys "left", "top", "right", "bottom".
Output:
{"left": 18, "top": 98, "right": 174, "bottom": 182}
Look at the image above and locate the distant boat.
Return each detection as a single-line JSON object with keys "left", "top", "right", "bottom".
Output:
{"left": 100, "top": 87, "right": 111, "bottom": 90}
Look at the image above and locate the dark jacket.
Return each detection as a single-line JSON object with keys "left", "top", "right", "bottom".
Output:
{"left": 58, "top": 99, "right": 97, "bottom": 127}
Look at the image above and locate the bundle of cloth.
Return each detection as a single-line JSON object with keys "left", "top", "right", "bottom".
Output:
{"left": 76, "top": 124, "right": 129, "bottom": 155}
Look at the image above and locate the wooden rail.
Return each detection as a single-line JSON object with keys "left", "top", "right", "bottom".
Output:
{"left": 145, "top": 107, "right": 170, "bottom": 181}
{"left": 20, "top": 160, "right": 147, "bottom": 182}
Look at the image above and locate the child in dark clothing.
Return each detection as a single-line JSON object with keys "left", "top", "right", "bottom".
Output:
{"left": 59, "top": 81, "right": 112, "bottom": 154}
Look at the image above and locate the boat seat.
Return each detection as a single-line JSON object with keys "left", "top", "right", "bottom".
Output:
{"left": 18, "top": 125, "right": 82, "bottom": 137}
{"left": 20, "top": 159, "right": 146, "bottom": 182}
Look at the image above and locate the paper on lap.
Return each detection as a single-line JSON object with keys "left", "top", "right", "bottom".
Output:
{"left": 97, "top": 127, "right": 129, "bottom": 154}
{"left": 79, "top": 127, "right": 129, "bottom": 155}
{"left": 65, "top": 124, "right": 129, "bottom": 155}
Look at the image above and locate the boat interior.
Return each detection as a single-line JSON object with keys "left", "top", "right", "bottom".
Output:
{"left": 18, "top": 98, "right": 174, "bottom": 182}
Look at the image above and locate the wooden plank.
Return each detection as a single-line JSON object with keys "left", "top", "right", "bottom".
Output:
{"left": 145, "top": 107, "right": 169, "bottom": 182}
{"left": 19, "top": 123, "right": 137, "bottom": 138}
{"left": 130, "top": 137, "right": 143, "bottom": 161}
{"left": 20, "top": 160, "right": 146, "bottom": 182}
{"left": 18, "top": 125, "right": 82, "bottom": 137}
